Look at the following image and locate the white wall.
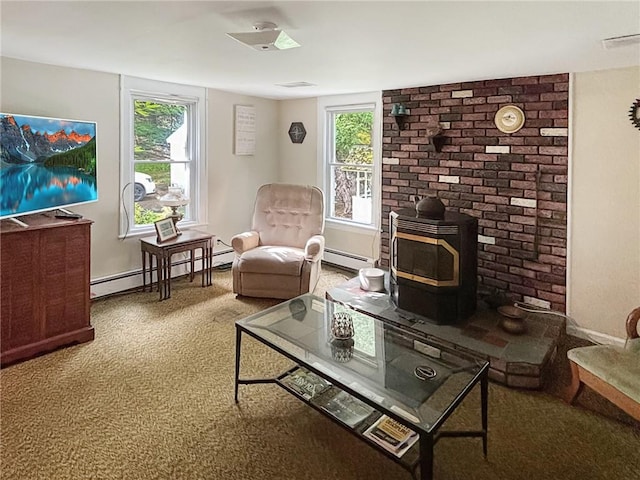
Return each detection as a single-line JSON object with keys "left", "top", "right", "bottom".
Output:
{"left": 1, "top": 57, "right": 125, "bottom": 279}
{"left": 207, "top": 91, "right": 280, "bottom": 246}
{"left": 279, "top": 96, "right": 381, "bottom": 263}
{"left": 570, "top": 66, "right": 640, "bottom": 341}
{"left": 278, "top": 98, "right": 317, "bottom": 185}
{"left": 0, "top": 57, "right": 279, "bottom": 288}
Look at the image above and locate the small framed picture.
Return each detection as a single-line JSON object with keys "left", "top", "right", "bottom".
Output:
{"left": 154, "top": 218, "right": 178, "bottom": 242}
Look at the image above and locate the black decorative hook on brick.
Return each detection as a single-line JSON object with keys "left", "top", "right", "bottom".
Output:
{"left": 391, "top": 103, "right": 408, "bottom": 130}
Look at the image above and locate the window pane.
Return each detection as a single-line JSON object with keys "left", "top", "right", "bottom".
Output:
{"left": 333, "top": 111, "right": 373, "bottom": 164}
{"left": 330, "top": 165, "right": 373, "bottom": 224}
{"left": 133, "top": 163, "right": 190, "bottom": 227}
{"left": 121, "top": 77, "right": 205, "bottom": 236}
{"left": 133, "top": 100, "right": 187, "bottom": 161}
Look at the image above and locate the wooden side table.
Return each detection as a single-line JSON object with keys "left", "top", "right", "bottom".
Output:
{"left": 140, "top": 230, "right": 214, "bottom": 301}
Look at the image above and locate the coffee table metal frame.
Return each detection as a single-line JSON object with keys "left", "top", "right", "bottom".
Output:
{"left": 234, "top": 294, "right": 488, "bottom": 480}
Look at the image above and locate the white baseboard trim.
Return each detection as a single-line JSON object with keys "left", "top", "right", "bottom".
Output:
{"left": 567, "top": 324, "right": 625, "bottom": 348}
{"left": 324, "top": 248, "right": 375, "bottom": 271}
{"left": 212, "top": 248, "right": 234, "bottom": 267}
{"left": 90, "top": 248, "right": 234, "bottom": 299}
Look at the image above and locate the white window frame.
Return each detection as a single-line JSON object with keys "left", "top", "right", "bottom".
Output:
{"left": 317, "top": 92, "right": 382, "bottom": 232}
{"left": 119, "top": 76, "right": 207, "bottom": 237}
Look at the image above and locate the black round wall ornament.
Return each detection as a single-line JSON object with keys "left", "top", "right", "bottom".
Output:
{"left": 629, "top": 99, "right": 640, "bottom": 131}
{"left": 288, "top": 122, "right": 306, "bottom": 143}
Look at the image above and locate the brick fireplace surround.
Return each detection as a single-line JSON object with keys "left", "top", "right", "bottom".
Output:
{"left": 380, "top": 73, "right": 569, "bottom": 313}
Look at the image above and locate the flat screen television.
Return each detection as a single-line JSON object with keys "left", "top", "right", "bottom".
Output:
{"left": 0, "top": 112, "right": 97, "bottom": 220}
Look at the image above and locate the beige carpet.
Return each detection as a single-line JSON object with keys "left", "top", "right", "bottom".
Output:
{"left": 1, "top": 266, "right": 638, "bottom": 480}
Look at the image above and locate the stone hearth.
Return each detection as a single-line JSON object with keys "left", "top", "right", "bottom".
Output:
{"left": 327, "top": 275, "right": 564, "bottom": 389}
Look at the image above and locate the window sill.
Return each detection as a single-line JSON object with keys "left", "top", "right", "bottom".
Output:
{"left": 325, "top": 218, "right": 380, "bottom": 235}
{"left": 118, "top": 221, "right": 209, "bottom": 240}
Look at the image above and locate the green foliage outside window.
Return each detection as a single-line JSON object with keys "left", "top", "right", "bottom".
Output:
{"left": 134, "top": 202, "right": 167, "bottom": 225}
{"left": 335, "top": 112, "right": 373, "bottom": 164}
{"left": 134, "top": 101, "right": 186, "bottom": 161}
{"left": 135, "top": 163, "right": 171, "bottom": 188}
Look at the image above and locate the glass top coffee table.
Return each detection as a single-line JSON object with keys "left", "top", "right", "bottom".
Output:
{"left": 234, "top": 294, "right": 489, "bottom": 480}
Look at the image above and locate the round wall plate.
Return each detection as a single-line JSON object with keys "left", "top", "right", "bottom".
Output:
{"left": 494, "top": 105, "right": 525, "bottom": 133}
{"left": 629, "top": 98, "right": 640, "bottom": 130}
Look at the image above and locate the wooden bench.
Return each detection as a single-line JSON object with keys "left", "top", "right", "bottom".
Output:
{"left": 566, "top": 307, "right": 640, "bottom": 421}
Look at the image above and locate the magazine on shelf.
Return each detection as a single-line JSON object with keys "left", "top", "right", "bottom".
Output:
{"left": 363, "top": 415, "right": 419, "bottom": 457}
{"left": 281, "top": 368, "right": 331, "bottom": 400}
{"left": 317, "top": 390, "right": 375, "bottom": 428}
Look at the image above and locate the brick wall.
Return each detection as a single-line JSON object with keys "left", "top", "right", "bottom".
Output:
{"left": 381, "top": 74, "right": 569, "bottom": 312}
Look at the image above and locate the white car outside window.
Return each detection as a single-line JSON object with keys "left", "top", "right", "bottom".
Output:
{"left": 134, "top": 172, "right": 156, "bottom": 201}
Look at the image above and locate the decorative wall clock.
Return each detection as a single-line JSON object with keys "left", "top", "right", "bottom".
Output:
{"left": 629, "top": 99, "right": 640, "bottom": 131}
{"left": 494, "top": 105, "right": 525, "bottom": 134}
{"left": 288, "top": 122, "right": 307, "bottom": 143}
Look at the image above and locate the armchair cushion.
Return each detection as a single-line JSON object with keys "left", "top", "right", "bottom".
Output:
{"left": 567, "top": 346, "right": 640, "bottom": 403}
{"left": 253, "top": 183, "right": 324, "bottom": 248}
{"left": 236, "top": 246, "right": 305, "bottom": 277}
{"left": 305, "top": 235, "right": 325, "bottom": 262}
{"left": 566, "top": 306, "right": 640, "bottom": 421}
{"left": 231, "top": 231, "right": 259, "bottom": 255}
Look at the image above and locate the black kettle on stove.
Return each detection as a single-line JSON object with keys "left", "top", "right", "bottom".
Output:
{"left": 414, "top": 195, "right": 445, "bottom": 219}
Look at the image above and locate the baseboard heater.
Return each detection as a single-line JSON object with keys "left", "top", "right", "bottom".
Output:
{"left": 323, "top": 248, "right": 375, "bottom": 271}
{"left": 90, "top": 248, "right": 234, "bottom": 298}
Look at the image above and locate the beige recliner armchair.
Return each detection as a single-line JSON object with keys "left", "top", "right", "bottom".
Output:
{"left": 231, "top": 183, "right": 325, "bottom": 299}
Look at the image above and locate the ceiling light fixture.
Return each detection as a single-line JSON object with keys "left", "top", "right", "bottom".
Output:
{"left": 227, "top": 21, "right": 300, "bottom": 51}
{"left": 601, "top": 33, "right": 640, "bottom": 49}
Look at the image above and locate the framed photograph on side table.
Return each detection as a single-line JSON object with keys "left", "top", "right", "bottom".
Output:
{"left": 154, "top": 218, "right": 178, "bottom": 243}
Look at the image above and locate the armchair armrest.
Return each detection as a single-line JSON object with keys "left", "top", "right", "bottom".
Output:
{"left": 304, "top": 235, "right": 325, "bottom": 262}
{"left": 231, "top": 231, "right": 260, "bottom": 255}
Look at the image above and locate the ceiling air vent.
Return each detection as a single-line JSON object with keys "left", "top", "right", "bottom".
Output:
{"left": 602, "top": 34, "right": 640, "bottom": 49}
{"left": 275, "top": 82, "right": 317, "bottom": 88}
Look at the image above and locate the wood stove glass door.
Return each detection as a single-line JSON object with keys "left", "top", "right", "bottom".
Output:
{"left": 393, "top": 232, "right": 459, "bottom": 287}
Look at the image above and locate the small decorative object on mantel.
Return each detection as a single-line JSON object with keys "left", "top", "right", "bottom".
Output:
{"left": 288, "top": 122, "right": 307, "bottom": 143}
{"left": 494, "top": 105, "right": 525, "bottom": 133}
{"left": 391, "top": 103, "right": 409, "bottom": 129}
{"left": 423, "top": 116, "right": 445, "bottom": 152}
{"left": 628, "top": 98, "right": 640, "bottom": 130}
{"left": 331, "top": 311, "right": 354, "bottom": 339}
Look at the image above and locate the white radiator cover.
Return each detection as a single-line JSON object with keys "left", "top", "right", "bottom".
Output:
{"left": 323, "top": 248, "right": 375, "bottom": 271}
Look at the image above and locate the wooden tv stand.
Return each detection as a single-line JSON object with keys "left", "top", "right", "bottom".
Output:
{"left": 0, "top": 214, "right": 94, "bottom": 366}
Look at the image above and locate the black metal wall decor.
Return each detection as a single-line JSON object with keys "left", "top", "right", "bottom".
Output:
{"left": 629, "top": 99, "right": 640, "bottom": 130}
{"left": 288, "top": 122, "right": 306, "bottom": 143}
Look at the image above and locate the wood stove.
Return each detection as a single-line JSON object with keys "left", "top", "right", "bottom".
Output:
{"left": 390, "top": 208, "right": 478, "bottom": 324}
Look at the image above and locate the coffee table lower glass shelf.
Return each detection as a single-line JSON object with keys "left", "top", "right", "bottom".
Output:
{"left": 234, "top": 294, "right": 489, "bottom": 480}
